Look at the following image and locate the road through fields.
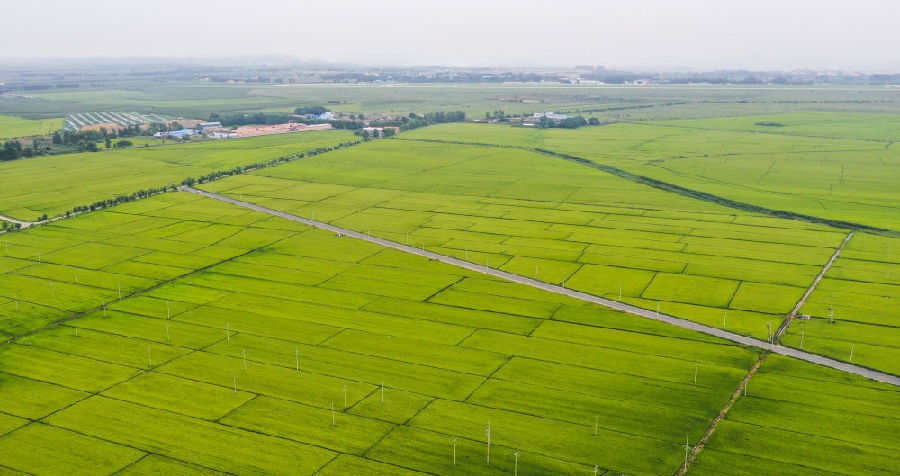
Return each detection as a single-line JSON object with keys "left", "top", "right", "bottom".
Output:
{"left": 183, "top": 186, "right": 899, "bottom": 386}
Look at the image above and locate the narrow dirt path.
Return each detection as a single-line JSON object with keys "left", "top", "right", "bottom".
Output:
{"left": 182, "top": 186, "right": 899, "bottom": 386}
{"left": 775, "top": 231, "right": 854, "bottom": 342}
{"left": 676, "top": 354, "right": 767, "bottom": 475}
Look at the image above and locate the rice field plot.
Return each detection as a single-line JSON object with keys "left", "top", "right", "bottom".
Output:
{"left": 622, "top": 146, "right": 899, "bottom": 231}
{"left": 0, "top": 423, "right": 145, "bottom": 475}
{"left": 2, "top": 190, "right": 895, "bottom": 473}
{"left": 0, "top": 130, "right": 356, "bottom": 220}
{"left": 410, "top": 116, "right": 898, "bottom": 231}
{"left": 201, "top": 139, "right": 847, "bottom": 341}
{"left": 522, "top": 114, "right": 898, "bottom": 231}
{"left": 786, "top": 233, "right": 900, "bottom": 374}
{"left": 0, "top": 192, "right": 772, "bottom": 474}
{"left": 691, "top": 355, "right": 900, "bottom": 474}
{"left": 653, "top": 111, "right": 900, "bottom": 142}
{"left": 0, "top": 114, "right": 64, "bottom": 139}
{"left": 0, "top": 193, "right": 307, "bottom": 338}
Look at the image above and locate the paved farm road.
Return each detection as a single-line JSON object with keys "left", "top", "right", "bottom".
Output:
{"left": 183, "top": 186, "right": 899, "bottom": 386}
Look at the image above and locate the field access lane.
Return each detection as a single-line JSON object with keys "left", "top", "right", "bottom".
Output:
{"left": 0, "top": 214, "right": 35, "bottom": 228}
{"left": 775, "top": 231, "right": 854, "bottom": 342}
{"left": 182, "top": 186, "right": 899, "bottom": 386}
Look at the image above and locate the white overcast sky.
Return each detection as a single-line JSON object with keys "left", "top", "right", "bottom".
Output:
{"left": 3, "top": 0, "right": 898, "bottom": 71}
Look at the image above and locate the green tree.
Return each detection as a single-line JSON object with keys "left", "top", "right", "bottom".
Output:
{"left": 0, "top": 141, "right": 22, "bottom": 160}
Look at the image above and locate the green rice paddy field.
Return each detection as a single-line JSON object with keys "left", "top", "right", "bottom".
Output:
{"left": 0, "top": 92, "right": 897, "bottom": 474}
{"left": 0, "top": 115, "right": 64, "bottom": 140}
{"left": 400, "top": 112, "right": 900, "bottom": 231}
{"left": 0, "top": 130, "right": 356, "bottom": 220}
{"left": 0, "top": 193, "right": 896, "bottom": 474}
{"left": 196, "top": 135, "right": 897, "bottom": 374}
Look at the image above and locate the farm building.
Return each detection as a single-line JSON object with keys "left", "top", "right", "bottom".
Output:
{"left": 153, "top": 129, "right": 195, "bottom": 139}
{"left": 196, "top": 121, "right": 223, "bottom": 132}
{"left": 208, "top": 130, "right": 238, "bottom": 139}
{"left": 234, "top": 122, "right": 333, "bottom": 138}
{"left": 533, "top": 112, "right": 569, "bottom": 121}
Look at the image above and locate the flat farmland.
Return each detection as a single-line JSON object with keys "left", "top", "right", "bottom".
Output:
{"left": 0, "top": 130, "right": 356, "bottom": 220}
{"left": 11, "top": 82, "right": 898, "bottom": 121}
{"left": 0, "top": 192, "right": 310, "bottom": 339}
{"left": 402, "top": 115, "right": 899, "bottom": 231}
{"left": 557, "top": 115, "right": 897, "bottom": 231}
{"left": 200, "top": 139, "right": 847, "bottom": 342}
{"left": 0, "top": 192, "right": 763, "bottom": 474}
{"left": 0, "top": 115, "right": 64, "bottom": 139}
{"left": 1, "top": 83, "right": 897, "bottom": 475}
{"left": 0, "top": 192, "right": 896, "bottom": 473}
{"left": 653, "top": 111, "right": 900, "bottom": 142}
{"left": 692, "top": 355, "right": 899, "bottom": 474}
{"left": 788, "top": 233, "right": 900, "bottom": 374}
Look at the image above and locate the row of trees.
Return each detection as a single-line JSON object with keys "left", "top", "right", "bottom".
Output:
{"left": 532, "top": 116, "right": 600, "bottom": 129}
{"left": 0, "top": 139, "right": 51, "bottom": 160}
{"left": 67, "top": 185, "right": 177, "bottom": 216}
{"left": 353, "top": 111, "right": 467, "bottom": 139}
{"left": 208, "top": 112, "right": 294, "bottom": 127}
{"left": 355, "top": 128, "right": 396, "bottom": 140}
{"left": 365, "top": 111, "right": 467, "bottom": 130}
{"left": 1, "top": 221, "right": 22, "bottom": 231}
{"left": 45, "top": 122, "right": 181, "bottom": 154}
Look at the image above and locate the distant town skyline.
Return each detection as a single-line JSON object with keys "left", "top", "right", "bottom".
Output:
{"left": 3, "top": 0, "right": 898, "bottom": 72}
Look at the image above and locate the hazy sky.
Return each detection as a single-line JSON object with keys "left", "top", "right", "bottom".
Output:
{"left": 3, "top": 0, "right": 898, "bottom": 71}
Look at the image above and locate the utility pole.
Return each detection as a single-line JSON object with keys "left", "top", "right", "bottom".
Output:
{"left": 486, "top": 421, "right": 492, "bottom": 464}
{"left": 452, "top": 437, "right": 457, "bottom": 467}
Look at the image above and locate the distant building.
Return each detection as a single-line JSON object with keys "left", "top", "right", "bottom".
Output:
{"left": 533, "top": 112, "right": 569, "bottom": 121}
{"left": 153, "top": 129, "right": 195, "bottom": 139}
{"left": 208, "top": 130, "right": 238, "bottom": 139}
{"left": 196, "top": 122, "right": 222, "bottom": 132}
{"left": 168, "top": 129, "right": 194, "bottom": 138}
